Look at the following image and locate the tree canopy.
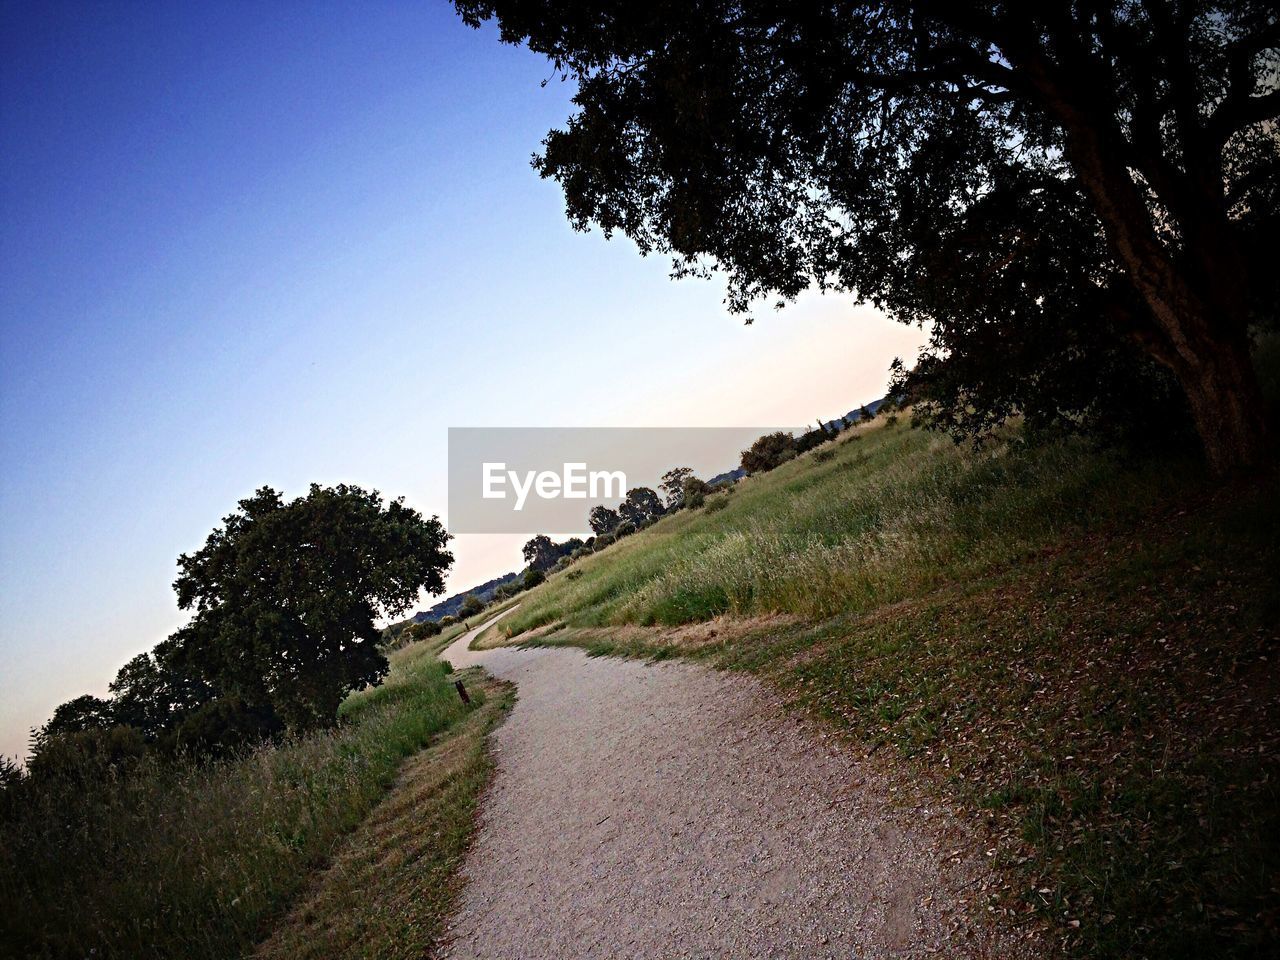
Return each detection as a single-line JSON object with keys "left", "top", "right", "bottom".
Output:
{"left": 588, "top": 504, "right": 622, "bottom": 534}
{"left": 618, "top": 486, "right": 664, "bottom": 526}
{"left": 454, "top": 0, "right": 1279, "bottom": 472}
{"left": 34, "top": 484, "right": 453, "bottom": 766}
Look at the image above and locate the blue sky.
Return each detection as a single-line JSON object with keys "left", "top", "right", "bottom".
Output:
{"left": 0, "top": 1, "right": 925, "bottom": 758}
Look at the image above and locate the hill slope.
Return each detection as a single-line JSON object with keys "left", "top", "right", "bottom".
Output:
{"left": 494, "top": 413, "right": 1279, "bottom": 959}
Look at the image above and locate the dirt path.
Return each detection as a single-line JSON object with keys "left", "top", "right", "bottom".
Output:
{"left": 440, "top": 615, "right": 1030, "bottom": 959}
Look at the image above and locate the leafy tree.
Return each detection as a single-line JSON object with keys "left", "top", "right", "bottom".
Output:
{"left": 796, "top": 427, "right": 832, "bottom": 453}
{"left": 459, "top": 594, "right": 485, "bottom": 617}
{"left": 618, "top": 486, "right": 664, "bottom": 526}
{"left": 859, "top": 404, "right": 875, "bottom": 423}
{"left": 522, "top": 534, "right": 560, "bottom": 571}
{"left": 172, "top": 484, "right": 452, "bottom": 732}
{"left": 522, "top": 567, "right": 546, "bottom": 589}
{"left": 454, "top": 1, "right": 1279, "bottom": 473}
{"left": 741, "top": 432, "right": 798, "bottom": 474}
{"left": 38, "top": 695, "right": 115, "bottom": 740}
{"left": 659, "top": 467, "right": 695, "bottom": 508}
{"left": 588, "top": 504, "right": 621, "bottom": 535}
{"left": 681, "top": 474, "right": 711, "bottom": 509}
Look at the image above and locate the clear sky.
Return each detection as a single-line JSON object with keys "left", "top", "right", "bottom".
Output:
{"left": 0, "top": 0, "right": 926, "bottom": 759}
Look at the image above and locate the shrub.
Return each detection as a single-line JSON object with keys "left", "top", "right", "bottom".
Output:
{"left": 522, "top": 568, "right": 546, "bottom": 590}
{"left": 740, "top": 431, "right": 798, "bottom": 473}
{"left": 440, "top": 615, "right": 458, "bottom": 627}
{"left": 614, "top": 521, "right": 637, "bottom": 538}
{"left": 705, "top": 495, "right": 730, "bottom": 514}
{"left": 593, "top": 533, "right": 616, "bottom": 549}
{"left": 459, "top": 594, "right": 484, "bottom": 618}
{"left": 814, "top": 448, "right": 835, "bottom": 463}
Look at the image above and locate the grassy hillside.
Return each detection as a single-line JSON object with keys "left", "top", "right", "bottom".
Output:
{"left": 493, "top": 407, "right": 1279, "bottom": 958}
{"left": 0, "top": 635, "right": 511, "bottom": 960}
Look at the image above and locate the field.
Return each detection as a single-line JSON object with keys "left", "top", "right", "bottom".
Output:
{"left": 489, "top": 387, "right": 1280, "bottom": 957}
{"left": 0, "top": 635, "right": 511, "bottom": 960}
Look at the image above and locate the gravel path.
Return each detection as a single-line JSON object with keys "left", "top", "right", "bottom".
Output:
{"left": 440, "top": 615, "right": 1028, "bottom": 959}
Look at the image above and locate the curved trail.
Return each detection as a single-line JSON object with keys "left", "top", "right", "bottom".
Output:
{"left": 440, "top": 614, "right": 1026, "bottom": 959}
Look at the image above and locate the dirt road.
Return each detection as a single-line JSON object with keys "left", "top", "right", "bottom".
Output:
{"left": 440, "top": 615, "right": 1028, "bottom": 959}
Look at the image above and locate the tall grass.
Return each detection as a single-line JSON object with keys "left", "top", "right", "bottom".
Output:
{"left": 0, "top": 642, "right": 479, "bottom": 960}
{"left": 508, "top": 421, "right": 1202, "bottom": 632}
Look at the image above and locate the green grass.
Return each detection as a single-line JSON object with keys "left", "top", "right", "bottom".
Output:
{"left": 0, "top": 637, "right": 499, "bottom": 960}
{"left": 499, "top": 415, "right": 1279, "bottom": 958}
{"left": 506, "top": 418, "right": 1203, "bottom": 632}
{"left": 257, "top": 671, "right": 514, "bottom": 960}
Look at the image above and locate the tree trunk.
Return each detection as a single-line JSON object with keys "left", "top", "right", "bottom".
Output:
{"left": 1041, "top": 89, "right": 1270, "bottom": 473}
{"left": 1160, "top": 319, "right": 1270, "bottom": 474}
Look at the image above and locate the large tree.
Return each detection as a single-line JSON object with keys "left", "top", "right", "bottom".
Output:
{"left": 455, "top": 1, "right": 1279, "bottom": 472}
{"left": 618, "top": 486, "right": 665, "bottom": 525}
{"left": 172, "top": 485, "right": 452, "bottom": 731}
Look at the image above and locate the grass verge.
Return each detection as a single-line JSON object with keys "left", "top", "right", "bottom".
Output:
{"left": 256, "top": 669, "right": 514, "bottom": 959}
{"left": 0, "top": 637, "right": 505, "bottom": 960}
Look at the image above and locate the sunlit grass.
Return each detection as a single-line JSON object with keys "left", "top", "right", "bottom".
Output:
{"left": 509, "top": 418, "right": 1201, "bottom": 632}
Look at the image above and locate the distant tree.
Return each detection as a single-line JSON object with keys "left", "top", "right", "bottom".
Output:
{"left": 522, "top": 567, "right": 546, "bottom": 589}
{"left": 588, "top": 505, "right": 621, "bottom": 535}
{"left": 522, "top": 534, "right": 560, "bottom": 572}
{"left": 399, "top": 621, "right": 441, "bottom": 644}
{"left": 453, "top": 1, "right": 1280, "bottom": 472}
{"left": 618, "top": 486, "right": 663, "bottom": 526}
{"left": 38, "top": 695, "right": 115, "bottom": 740}
{"left": 681, "top": 475, "right": 710, "bottom": 510}
{"left": 740, "top": 432, "right": 798, "bottom": 474}
{"left": 859, "top": 404, "right": 875, "bottom": 423}
{"left": 796, "top": 427, "right": 832, "bottom": 454}
{"left": 659, "top": 467, "right": 695, "bottom": 509}
{"left": 171, "top": 484, "right": 452, "bottom": 732}
{"left": 557, "top": 537, "right": 585, "bottom": 557}
{"left": 459, "top": 594, "right": 485, "bottom": 617}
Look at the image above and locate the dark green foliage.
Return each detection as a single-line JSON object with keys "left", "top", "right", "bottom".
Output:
{"left": 588, "top": 504, "right": 621, "bottom": 535}
{"left": 38, "top": 695, "right": 114, "bottom": 739}
{"left": 26, "top": 725, "right": 147, "bottom": 784}
{"left": 523, "top": 534, "right": 584, "bottom": 571}
{"left": 453, "top": 0, "right": 1280, "bottom": 472}
{"left": 681, "top": 474, "right": 710, "bottom": 510}
{"left": 796, "top": 426, "right": 832, "bottom": 454}
{"left": 459, "top": 594, "right": 485, "bottom": 618}
{"left": 613, "top": 520, "right": 637, "bottom": 538}
{"left": 521, "top": 534, "right": 560, "bottom": 572}
{"left": 168, "top": 485, "right": 452, "bottom": 733}
{"left": 740, "top": 431, "right": 797, "bottom": 474}
{"left": 34, "top": 485, "right": 453, "bottom": 769}
{"left": 659, "top": 466, "right": 694, "bottom": 509}
{"left": 618, "top": 486, "right": 663, "bottom": 526}
{"left": 522, "top": 567, "right": 546, "bottom": 589}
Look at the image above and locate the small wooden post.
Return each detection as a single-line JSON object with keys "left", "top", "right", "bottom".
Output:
{"left": 454, "top": 680, "right": 471, "bottom": 704}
